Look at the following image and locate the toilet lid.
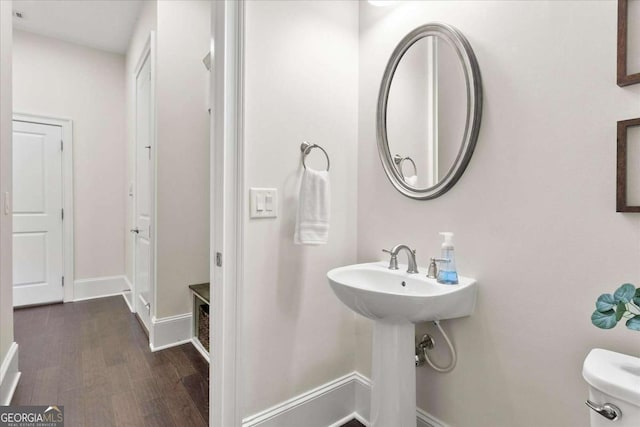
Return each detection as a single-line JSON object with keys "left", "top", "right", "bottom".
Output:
{"left": 583, "top": 348, "right": 640, "bottom": 406}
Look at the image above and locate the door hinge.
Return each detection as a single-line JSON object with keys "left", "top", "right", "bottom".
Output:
{"left": 216, "top": 252, "right": 223, "bottom": 267}
{"left": 61, "top": 208, "right": 64, "bottom": 220}
{"left": 61, "top": 140, "right": 63, "bottom": 151}
{"left": 62, "top": 276, "right": 65, "bottom": 287}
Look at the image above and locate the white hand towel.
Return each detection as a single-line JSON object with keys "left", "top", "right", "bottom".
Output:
{"left": 404, "top": 175, "right": 418, "bottom": 187}
{"left": 295, "top": 168, "right": 330, "bottom": 245}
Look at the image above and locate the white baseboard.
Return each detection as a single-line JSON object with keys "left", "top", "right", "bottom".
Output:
{"left": 123, "top": 275, "right": 132, "bottom": 292}
{"left": 121, "top": 292, "right": 134, "bottom": 312}
{"left": 121, "top": 276, "right": 134, "bottom": 312}
{"left": 73, "top": 275, "right": 130, "bottom": 302}
{"left": 242, "top": 371, "right": 448, "bottom": 427}
{"left": 149, "top": 313, "right": 192, "bottom": 352}
{"left": 0, "top": 342, "right": 20, "bottom": 406}
{"left": 191, "top": 338, "right": 210, "bottom": 363}
{"left": 417, "top": 407, "right": 448, "bottom": 427}
{"left": 242, "top": 372, "right": 357, "bottom": 427}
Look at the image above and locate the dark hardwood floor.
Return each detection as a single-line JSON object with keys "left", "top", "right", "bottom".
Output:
{"left": 11, "top": 296, "right": 209, "bottom": 427}
{"left": 340, "top": 420, "right": 365, "bottom": 427}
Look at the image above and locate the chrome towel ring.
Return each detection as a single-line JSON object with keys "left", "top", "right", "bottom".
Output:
{"left": 393, "top": 154, "right": 417, "bottom": 178}
{"left": 301, "top": 141, "right": 330, "bottom": 171}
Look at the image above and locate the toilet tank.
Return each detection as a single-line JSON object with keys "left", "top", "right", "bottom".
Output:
{"left": 583, "top": 348, "right": 640, "bottom": 427}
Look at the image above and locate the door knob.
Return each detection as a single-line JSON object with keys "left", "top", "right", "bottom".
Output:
{"left": 130, "top": 228, "right": 140, "bottom": 234}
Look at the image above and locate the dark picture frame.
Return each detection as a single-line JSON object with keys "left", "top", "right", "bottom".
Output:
{"left": 617, "top": 0, "right": 640, "bottom": 86}
{"left": 617, "top": 118, "right": 640, "bottom": 212}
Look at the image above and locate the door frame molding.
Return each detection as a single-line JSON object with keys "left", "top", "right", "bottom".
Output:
{"left": 211, "top": 1, "right": 244, "bottom": 426}
{"left": 132, "top": 32, "right": 157, "bottom": 323}
{"left": 12, "top": 112, "right": 74, "bottom": 303}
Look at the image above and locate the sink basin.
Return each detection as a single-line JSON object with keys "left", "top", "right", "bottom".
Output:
{"left": 327, "top": 262, "right": 477, "bottom": 323}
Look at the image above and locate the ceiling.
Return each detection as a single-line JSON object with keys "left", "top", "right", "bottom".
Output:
{"left": 12, "top": 0, "right": 144, "bottom": 54}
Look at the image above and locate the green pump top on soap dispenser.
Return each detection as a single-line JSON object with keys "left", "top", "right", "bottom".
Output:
{"left": 437, "top": 232, "right": 459, "bottom": 285}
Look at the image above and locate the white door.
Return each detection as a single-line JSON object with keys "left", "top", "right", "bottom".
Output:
{"left": 133, "top": 53, "right": 153, "bottom": 331}
{"left": 12, "top": 120, "right": 64, "bottom": 307}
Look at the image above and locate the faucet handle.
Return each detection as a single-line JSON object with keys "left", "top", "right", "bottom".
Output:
{"left": 427, "top": 258, "right": 438, "bottom": 279}
{"left": 382, "top": 248, "right": 399, "bottom": 270}
{"left": 427, "top": 257, "right": 449, "bottom": 279}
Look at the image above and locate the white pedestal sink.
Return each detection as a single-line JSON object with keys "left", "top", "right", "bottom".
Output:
{"left": 327, "top": 262, "right": 477, "bottom": 427}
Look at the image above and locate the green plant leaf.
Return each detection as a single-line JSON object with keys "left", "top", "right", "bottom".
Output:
{"left": 596, "top": 294, "right": 617, "bottom": 312}
{"left": 614, "top": 284, "right": 636, "bottom": 303}
{"left": 633, "top": 288, "right": 640, "bottom": 307}
{"left": 616, "top": 302, "right": 627, "bottom": 321}
{"left": 626, "top": 316, "right": 640, "bottom": 331}
{"left": 592, "top": 310, "right": 618, "bottom": 329}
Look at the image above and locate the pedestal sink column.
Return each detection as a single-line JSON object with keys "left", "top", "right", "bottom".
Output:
{"left": 370, "top": 321, "right": 416, "bottom": 427}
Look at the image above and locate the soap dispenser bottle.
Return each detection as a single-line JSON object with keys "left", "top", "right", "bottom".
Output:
{"left": 437, "top": 232, "right": 459, "bottom": 285}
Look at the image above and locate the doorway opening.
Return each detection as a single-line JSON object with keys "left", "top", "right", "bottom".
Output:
{"left": 6, "top": 1, "right": 212, "bottom": 425}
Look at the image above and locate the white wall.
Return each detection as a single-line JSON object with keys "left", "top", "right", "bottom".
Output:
{"left": 0, "top": 0, "right": 13, "bottom": 365}
{"left": 12, "top": 30, "right": 126, "bottom": 281}
{"left": 358, "top": 1, "right": 640, "bottom": 426}
{"left": 241, "top": 0, "right": 359, "bottom": 417}
{"left": 155, "top": 0, "right": 210, "bottom": 319}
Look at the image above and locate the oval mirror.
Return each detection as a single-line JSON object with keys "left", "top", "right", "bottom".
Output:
{"left": 377, "top": 23, "right": 483, "bottom": 200}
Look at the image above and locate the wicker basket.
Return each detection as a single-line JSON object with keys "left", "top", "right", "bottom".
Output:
{"left": 198, "top": 304, "right": 210, "bottom": 352}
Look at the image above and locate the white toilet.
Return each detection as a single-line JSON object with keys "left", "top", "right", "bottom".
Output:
{"left": 583, "top": 348, "right": 640, "bottom": 426}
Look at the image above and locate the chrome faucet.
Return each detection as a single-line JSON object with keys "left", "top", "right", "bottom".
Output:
{"left": 382, "top": 244, "right": 419, "bottom": 274}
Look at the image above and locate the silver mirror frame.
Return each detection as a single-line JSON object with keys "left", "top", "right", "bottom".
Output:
{"left": 376, "top": 23, "right": 483, "bottom": 200}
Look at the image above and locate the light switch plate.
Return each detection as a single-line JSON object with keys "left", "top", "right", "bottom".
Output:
{"left": 250, "top": 188, "right": 278, "bottom": 218}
